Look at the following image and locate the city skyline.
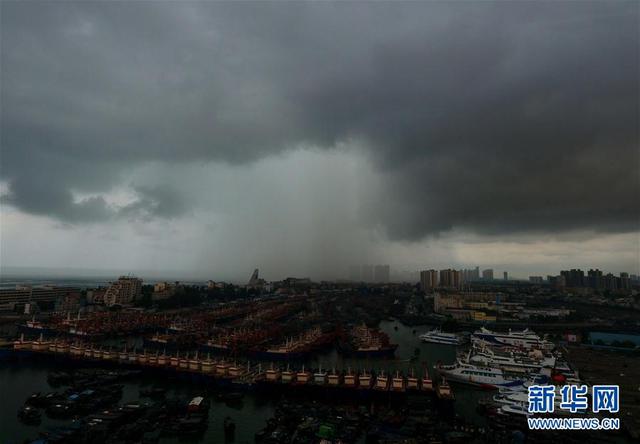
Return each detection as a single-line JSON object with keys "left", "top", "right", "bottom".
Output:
{"left": 1, "top": 1, "right": 638, "bottom": 281}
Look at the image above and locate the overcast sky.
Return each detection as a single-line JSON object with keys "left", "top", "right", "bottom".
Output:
{"left": 1, "top": 1, "right": 638, "bottom": 282}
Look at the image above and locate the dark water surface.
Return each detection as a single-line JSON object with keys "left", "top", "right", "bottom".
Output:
{"left": 0, "top": 320, "right": 490, "bottom": 443}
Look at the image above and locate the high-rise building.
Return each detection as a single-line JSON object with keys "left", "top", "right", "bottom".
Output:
{"left": 460, "top": 267, "right": 480, "bottom": 283}
{"left": 548, "top": 275, "right": 566, "bottom": 289}
{"left": 374, "top": 265, "right": 390, "bottom": 283}
{"left": 104, "top": 276, "right": 142, "bottom": 306}
{"left": 529, "top": 276, "right": 544, "bottom": 284}
{"left": 620, "top": 272, "right": 631, "bottom": 290}
{"left": 420, "top": 269, "right": 438, "bottom": 291}
{"left": 603, "top": 273, "right": 618, "bottom": 290}
{"left": 560, "top": 269, "right": 585, "bottom": 288}
{"left": 482, "top": 269, "right": 494, "bottom": 280}
{"left": 439, "top": 269, "right": 461, "bottom": 289}
{"left": 361, "top": 265, "right": 374, "bottom": 283}
{"left": 587, "top": 269, "right": 603, "bottom": 289}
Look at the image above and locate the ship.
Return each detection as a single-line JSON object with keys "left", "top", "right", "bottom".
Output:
{"left": 249, "top": 326, "right": 334, "bottom": 360}
{"left": 436, "top": 357, "right": 526, "bottom": 390}
{"left": 17, "top": 317, "right": 56, "bottom": 337}
{"left": 419, "top": 329, "right": 467, "bottom": 345}
{"left": 468, "top": 345, "right": 556, "bottom": 374}
{"left": 144, "top": 332, "right": 198, "bottom": 350}
{"left": 337, "top": 323, "right": 398, "bottom": 358}
{"left": 472, "top": 327, "right": 553, "bottom": 351}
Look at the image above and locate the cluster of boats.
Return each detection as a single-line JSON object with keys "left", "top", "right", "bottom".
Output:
{"left": 431, "top": 327, "right": 586, "bottom": 421}
{"left": 337, "top": 323, "right": 398, "bottom": 357}
{"left": 12, "top": 334, "right": 448, "bottom": 397}
{"left": 260, "top": 364, "right": 453, "bottom": 399}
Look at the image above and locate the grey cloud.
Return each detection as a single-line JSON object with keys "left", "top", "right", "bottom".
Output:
{"left": 1, "top": 1, "right": 638, "bottom": 239}
{"left": 120, "top": 185, "right": 188, "bottom": 221}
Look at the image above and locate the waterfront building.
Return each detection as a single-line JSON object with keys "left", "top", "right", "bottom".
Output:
{"left": 433, "top": 292, "right": 501, "bottom": 321}
{"left": 104, "top": 276, "right": 142, "bottom": 306}
{"left": 153, "top": 282, "right": 177, "bottom": 301}
{"left": 86, "top": 288, "right": 107, "bottom": 305}
{"left": 55, "top": 291, "right": 81, "bottom": 311}
{"left": 0, "top": 285, "right": 80, "bottom": 312}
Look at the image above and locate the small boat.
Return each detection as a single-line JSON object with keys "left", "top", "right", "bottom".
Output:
{"left": 327, "top": 368, "right": 342, "bottom": 386}
{"left": 406, "top": 368, "right": 419, "bottom": 390}
{"left": 359, "top": 370, "right": 373, "bottom": 389}
{"left": 294, "top": 365, "right": 312, "bottom": 385}
{"left": 374, "top": 371, "right": 389, "bottom": 391}
{"left": 187, "top": 396, "right": 210, "bottom": 413}
{"left": 313, "top": 364, "right": 327, "bottom": 385}
{"left": 343, "top": 367, "right": 358, "bottom": 388}
{"left": 281, "top": 365, "right": 296, "bottom": 383}
{"left": 421, "top": 366, "right": 433, "bottom": 391}
{"left": 265, "top": 363, "right": 280, "bottom": 382}
{"left": 436, "top": 377, "right": 454, "bottom": 400}
{"left": 391, "top": 371, "right": 406, "bottom": 392}
{"left": 18, "top": 405, "right": 41, "bottom": 424}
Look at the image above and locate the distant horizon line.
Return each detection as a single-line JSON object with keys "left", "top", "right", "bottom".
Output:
{"left": 1, "top": 264, "right": 636, "bottom": 284}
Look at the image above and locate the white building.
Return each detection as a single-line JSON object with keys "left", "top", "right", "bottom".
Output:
{"left": 104, "top": 276, "right": 142, "bottom": 306}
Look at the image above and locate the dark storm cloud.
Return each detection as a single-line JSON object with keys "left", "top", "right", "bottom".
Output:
{"left": 1, "top": 1, "right": 638, "bottom": 239}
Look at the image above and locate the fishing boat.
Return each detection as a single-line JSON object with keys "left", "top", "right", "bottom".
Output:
{"left": 294, "top": 365, "right": 312, "bottom": 385}
{"left": 374, "top": 371, "right": 389, "bottom": 391}
{"left": 31, "top": 334, "right": 51, "bottom": 352}
{"left": 338, "top": 323, "right": 398, "bottom": 358}
{"left": 13, "top": 334, "right": 32, "bottom": 351}
{"left": 407, "top": 368, "right": 419, "bottom": 390}
{"left": 265, "top": 363, "right": 280, "bottom": 382}
{"left": 215, "top": 361, "right": 231, "bottom": 376}
{"left": 359, "top": 370, "right": 373, "bottom": 390}
{"left": 391, "top": 371, "right": 406, "bottom": 392}
{"left": 200, "top": 354, "right": 214, "bottom": 373}
{"left": 436, "top": 377, "right": 454, "bottom": 400}
{"left": 313, "top": 365, "right": 328, "bottom": 385}
{"left": 327, "top": 368, "right": 342, "bottom": 386}
{"left": 281, "top": 365, "right": 296, "bottom": 383}
{"left": 343, "top": 368, "right": 358, "bottom": 388}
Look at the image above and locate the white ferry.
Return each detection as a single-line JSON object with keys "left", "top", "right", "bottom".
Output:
{"left": 437, "top": 359, "right": 525, "bottom": 389}
{"left": 419, "top": 329, "right": 466, "bottom": 345}
{"left": 469, "top": 347, "right": 556, "bottom": 373}
{"left": 472, "top": 327, "right": 553, "bottom": 350}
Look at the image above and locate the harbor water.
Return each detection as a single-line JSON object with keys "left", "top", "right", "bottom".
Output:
{"left": 0, "top": 319, "right": 490, "bottom": 443}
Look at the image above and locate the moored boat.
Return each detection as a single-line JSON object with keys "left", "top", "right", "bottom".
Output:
{"left": 419, "top": 329, "right": 466, "bottom": 345}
